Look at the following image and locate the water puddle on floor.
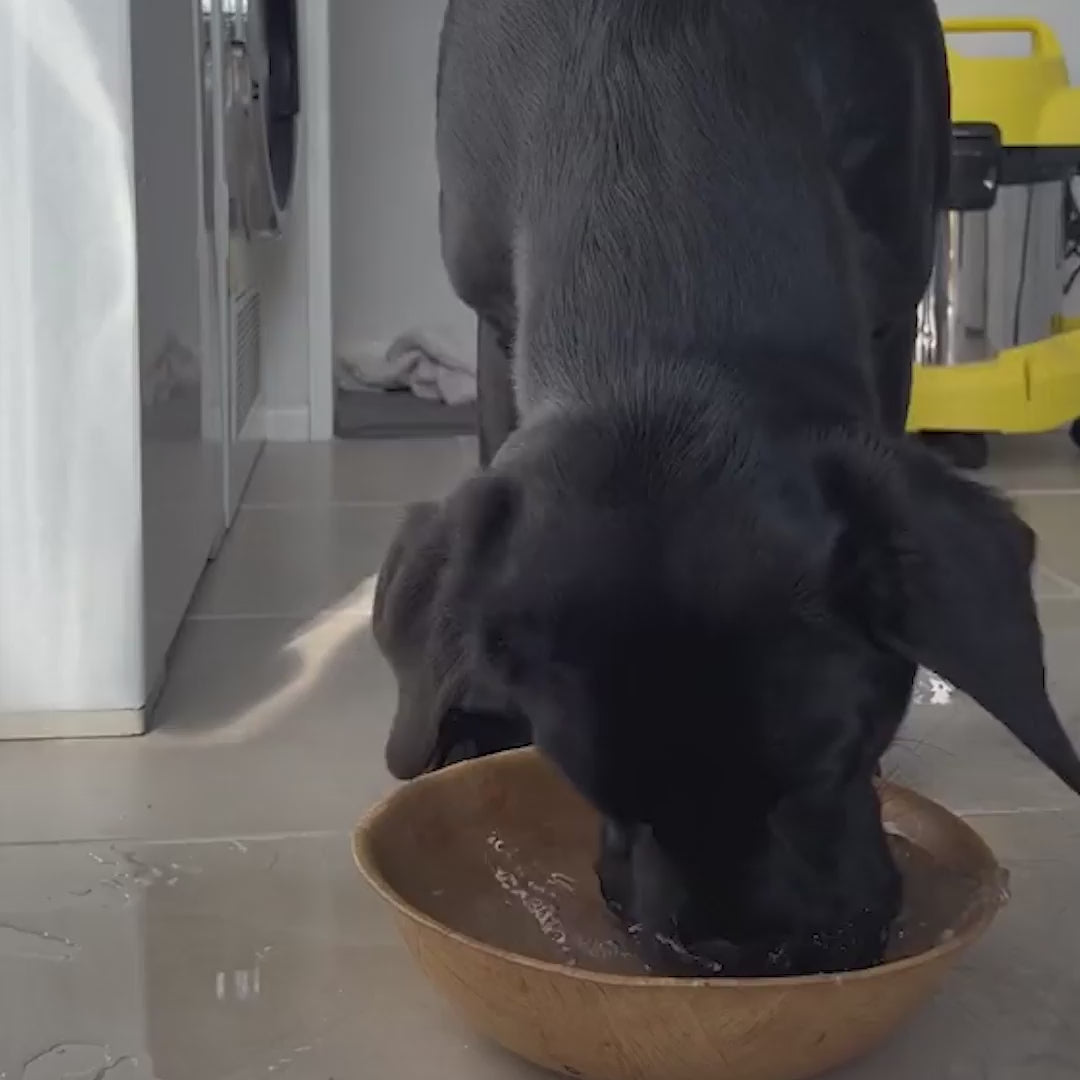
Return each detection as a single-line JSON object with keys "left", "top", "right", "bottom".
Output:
{"left": 18, "top": 1044, "right": 141, "bottom": 1080}
{"left": 0, "top": 925, "right": 80, "bottom": 963}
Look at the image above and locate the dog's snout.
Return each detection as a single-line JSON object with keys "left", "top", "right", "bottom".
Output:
{"left": 597, "top": 795, "right": 902, "bottom": 977}
{"left": 596, "top": 819, "right": 633, "bottom": 917}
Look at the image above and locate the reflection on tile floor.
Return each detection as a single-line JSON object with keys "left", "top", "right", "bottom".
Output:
{"left": 1, "top": 432, "right": 1079, "bottom": 1078}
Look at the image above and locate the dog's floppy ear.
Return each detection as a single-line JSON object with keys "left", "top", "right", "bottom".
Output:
{"left": 373, "top": 475, "right": 522, "bottom": 780}
{"left": 815, "top": 431, "right": 1080, "bottom": 794}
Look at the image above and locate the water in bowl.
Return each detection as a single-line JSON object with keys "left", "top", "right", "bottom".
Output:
{"left": 419, "top": 828, "right": 1001, "bottom": 978}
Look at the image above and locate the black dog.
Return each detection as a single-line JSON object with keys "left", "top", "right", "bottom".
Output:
{"left": 374, "top": 0, "right": 1080, "bottom": 976}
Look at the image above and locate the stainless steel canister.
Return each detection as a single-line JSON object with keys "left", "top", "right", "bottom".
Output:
{"left": 916, "top": 124, "right": 1067, "bottom": 367}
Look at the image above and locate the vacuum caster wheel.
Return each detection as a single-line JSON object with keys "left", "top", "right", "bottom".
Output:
{"left": 917, "top": 431, "right": 990, "bottom": 471}
{"left": 1070, "top": 419, "right": 1080, "bottom": 451}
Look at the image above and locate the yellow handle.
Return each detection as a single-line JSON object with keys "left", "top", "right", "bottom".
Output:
{"left": 944, "top": 17, "right": 1064, "bottom": 61}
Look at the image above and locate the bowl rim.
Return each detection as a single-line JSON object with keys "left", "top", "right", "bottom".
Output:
{"left": 353, "top": 749, "right": 1007, "bottom": 991}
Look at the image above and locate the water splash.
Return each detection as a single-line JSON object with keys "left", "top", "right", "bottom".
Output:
{"left": 911, "top": 669, "right": 955, "bottom": 707}
{"left": 266, "top": 1045, "right": 313, "bottom": 1073}
{"left": 84, "top": 848, "right": 188, "bottom": 905}
{"left": 493, "top": 866, "right": 571, "bottom": 953}
{"left": 486, "top": 832, "right": 638, "bottom": 969}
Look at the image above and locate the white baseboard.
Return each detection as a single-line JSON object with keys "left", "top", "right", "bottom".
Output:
{"left": 0, "top": 707, "right": 146, "bottom": 740}
{"left": 264, "top": 406, "right": 312, "bottom": 442}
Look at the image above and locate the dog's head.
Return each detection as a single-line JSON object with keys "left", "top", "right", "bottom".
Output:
{"left": 374, "top": 419, "right": 1080, "bottom": 975}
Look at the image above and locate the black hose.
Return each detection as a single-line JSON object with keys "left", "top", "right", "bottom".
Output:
{"left": 1066, "top": 172, "right": 1080, "bottom": 297}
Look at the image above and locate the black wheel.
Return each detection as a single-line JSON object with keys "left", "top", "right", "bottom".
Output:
{"left": 1070, "top": 419, "right": 1080, "bottom": 451}
{"left": 917, "top": 431, "right": 990, "bottom": 471}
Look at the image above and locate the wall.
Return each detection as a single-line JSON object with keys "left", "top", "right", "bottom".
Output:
{"left": 330, "top": 0, "right": 473, "bottom": 378}
{"left": 937, "top": 0, "right": 1078, "bottom": 79}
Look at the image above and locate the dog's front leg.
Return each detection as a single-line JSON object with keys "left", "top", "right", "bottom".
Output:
{"left": 477, "top": 316, "right": 518, "bottom": 466}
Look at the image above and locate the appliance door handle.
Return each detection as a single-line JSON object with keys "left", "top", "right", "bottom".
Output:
{"left": 943, "top": 17, "right": 1064, "bottom": 62}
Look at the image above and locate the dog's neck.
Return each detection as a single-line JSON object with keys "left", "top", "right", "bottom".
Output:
{"left": 507, "top": 349, "right": 873, "bottom": 478}
{"left": 495, "top": 387, "right": 778, "bottom": 506}
{"left": 511, "top": 270, "right": 881, "bottom": 438}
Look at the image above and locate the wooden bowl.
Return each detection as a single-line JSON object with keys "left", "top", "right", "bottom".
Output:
{"left": 354, "top": 748, "right": 1007, "bottom": 1080}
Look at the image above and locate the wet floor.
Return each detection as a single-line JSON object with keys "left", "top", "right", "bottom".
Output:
{"left": 1, "top": 434, "right": 1080, "bottom": 1078}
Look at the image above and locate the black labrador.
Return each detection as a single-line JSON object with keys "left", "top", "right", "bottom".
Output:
{"left": 373, "top": 0, "right": 1080, "bottom": 976}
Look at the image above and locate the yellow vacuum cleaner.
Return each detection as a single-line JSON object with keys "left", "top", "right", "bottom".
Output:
{"left": 907, "top": 17, "right": 1080, "bottom": 467}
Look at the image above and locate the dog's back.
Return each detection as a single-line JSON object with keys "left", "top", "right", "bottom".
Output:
{"left": 437, "top": 0, "right": 949, "bottom": 431}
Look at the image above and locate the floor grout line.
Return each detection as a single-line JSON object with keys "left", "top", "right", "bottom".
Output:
{"left": 186, "top": 589, "right": 377, "bottom": 621}
{"left": 238, "top": 491, "right": 1080, "bottom": 508}
{"left": 236, "top": 488, "right": 1077, "bottom": 510}
{"left": 186, "top": 610, "right": 371, "bottom": 623}
{"left": 959, "top": 806, "right": 1077, "bottom": 819}
{"left": 240, "top": 500, "right": 415, "bottom": 511}
{"left": 0, "top": 828, "right": 347, "bottom": 852}
{"left": 0, "top": 810, "right": 1073, "bottom": 852}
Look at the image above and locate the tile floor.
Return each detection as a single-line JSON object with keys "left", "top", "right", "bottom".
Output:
{"left": 2, "top": 431, "right": 1080, "bottom": 1079}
